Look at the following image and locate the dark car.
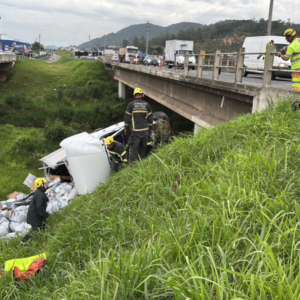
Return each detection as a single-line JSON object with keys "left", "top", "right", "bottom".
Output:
{"left": 143, "top": 55, "right": 160, "bottom": 66}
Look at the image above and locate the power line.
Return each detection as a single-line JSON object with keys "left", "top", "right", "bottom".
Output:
{"left": 200, "top": 0, "right": 240, "bottom": 24}
{"left": 193, "top": 0, "right": 230, "bottom": 23}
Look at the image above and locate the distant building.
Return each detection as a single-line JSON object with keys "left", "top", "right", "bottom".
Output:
{"left": 0, "top": 36, "right": 31, "bottom": 53}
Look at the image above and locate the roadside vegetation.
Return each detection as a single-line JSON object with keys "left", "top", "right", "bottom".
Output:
{"left": 0, "top": 51, "right": 125, "bottom": 130}
{"left": 1, "top": 98, "right": 300, "bottom": 299}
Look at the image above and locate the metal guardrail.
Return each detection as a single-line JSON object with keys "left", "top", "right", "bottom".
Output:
{"left": 183, "top": 46, "right": 300, "bottom": 87}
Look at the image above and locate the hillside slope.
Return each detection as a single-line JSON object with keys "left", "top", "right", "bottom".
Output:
{"left": 1, "top": 99, "right": 300, "bottom": 299}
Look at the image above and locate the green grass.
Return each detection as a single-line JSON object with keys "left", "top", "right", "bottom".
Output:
{"left": 0, "top": 51, "right": 126, "bottom": 129}
{"left": 1, "top": 99, "right": 300, "bottom": 299}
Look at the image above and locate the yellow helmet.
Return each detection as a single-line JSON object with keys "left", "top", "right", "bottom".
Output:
{"left": 35, "top": 178, "right": 47, "bottom": 188}
{"left": 105, "top": 136, "right": 115, "bottom": 145}
{"left": 284, "top": 28, "right": 296, "bottom": 37}
{"left": 133, "top": 87, "right": 143, "bottom": 95}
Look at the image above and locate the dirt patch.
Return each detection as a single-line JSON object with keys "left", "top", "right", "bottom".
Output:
{"left": 0, "top": 74, "right": 7, "bottom": 81}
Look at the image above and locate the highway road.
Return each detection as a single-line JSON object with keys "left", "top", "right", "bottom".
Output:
{"left": 123, "top": 64, "right": 293, "bottom": 90}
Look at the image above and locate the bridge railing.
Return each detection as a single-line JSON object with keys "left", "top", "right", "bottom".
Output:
{"left": 0, "top": 54, "right": 17, "bottom": 63}
{"left": 183, "top": 46, "right": 300, "bottom": 87}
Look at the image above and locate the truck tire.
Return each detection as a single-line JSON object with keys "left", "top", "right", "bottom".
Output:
{"left": 271, "top": 72, "right": 276, "bottom": 80}
{"left": 242, "top": 68, "right": 248, "bottom": 77}
{"left": 168, "top": 64, "right": 172, "bottom": 69}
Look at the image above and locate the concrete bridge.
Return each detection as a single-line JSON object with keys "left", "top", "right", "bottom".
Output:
{"left": 0, "top": 54, "right": 16, "bottom": 71}
{"left": 114, "top": 47, "right": 300, "bottom": 133}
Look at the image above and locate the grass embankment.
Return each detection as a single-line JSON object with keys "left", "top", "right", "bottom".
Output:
{"left": 0, "top": 51, "right": 125, "bottom": 129}
{"left": 1, "top": 99, "right": 300, "bottom": 299}
{"left": 0, "top": 51, "right": 126, "bottom": 199}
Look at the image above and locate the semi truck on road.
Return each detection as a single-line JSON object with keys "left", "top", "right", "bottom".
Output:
{"left": 165, "top": 40, "right": 196, "bottom": 69}
{"left": 119, "top": 46, "right": 139, "bottom": 63}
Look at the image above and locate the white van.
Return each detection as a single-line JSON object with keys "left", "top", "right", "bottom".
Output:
{"left": 242, "top": 36, "right": 291, "bottom": 80}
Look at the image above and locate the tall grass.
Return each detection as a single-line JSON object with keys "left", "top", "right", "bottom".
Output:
{"left": 1, "top": 99, "right": 300, "bottom": 299}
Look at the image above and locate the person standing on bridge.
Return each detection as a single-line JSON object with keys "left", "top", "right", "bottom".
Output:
{"left": 124, "top": 87, "right": 153, "bottom": 163}
{"left": 257, "top": 40, "right": 274, "bottom": 61}
{"left": 279, "top": 29, "right": 300, "bottom": 91}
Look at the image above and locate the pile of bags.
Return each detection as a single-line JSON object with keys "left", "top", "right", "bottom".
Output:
{"left": 0, "top": 178, "right": 77, "bottom": 240}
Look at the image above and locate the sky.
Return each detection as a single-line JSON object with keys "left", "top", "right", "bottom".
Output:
{"left": 0, "top": 0, "right": 298, "bottom": 47}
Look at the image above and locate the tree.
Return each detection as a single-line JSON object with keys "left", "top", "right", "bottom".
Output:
{"left": 31, "top": 42, "right": 44, "bottom": 51}
{"left": 150, "top": 45, "right": 164, "bottom": 55}
{"left": 123, "top": 39, "right": 129, "bottom": 47}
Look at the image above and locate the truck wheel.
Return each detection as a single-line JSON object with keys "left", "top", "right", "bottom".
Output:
{"left": 168, "top": 64, "right": 172, "bottom": 69}
{"left": 271, "top": 72, "right": 276, "bottom": 80}
{"left": 242, "top": 68, "right": 248, "bottom": 77}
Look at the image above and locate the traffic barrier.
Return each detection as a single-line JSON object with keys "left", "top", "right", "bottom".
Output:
{"left": 158, "top": 61, "right": 161, "bottom": 69}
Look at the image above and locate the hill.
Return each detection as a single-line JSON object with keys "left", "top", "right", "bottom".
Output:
{"left": 78, "top": 19, "right": 300, "bottom": 54}
{"left": 1, "top": 98, "right": 300, "bottom": 299}
{"left": 78, "top": 22, "right": 203, "bottom": 50}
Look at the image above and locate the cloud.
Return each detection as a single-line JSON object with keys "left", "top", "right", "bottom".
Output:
{"left": 0, "top": 0, "right": 298, "bottom": 46}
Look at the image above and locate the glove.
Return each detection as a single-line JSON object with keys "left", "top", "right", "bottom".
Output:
{"left": 124, "top": 129, "right": 129, "bottom": 135}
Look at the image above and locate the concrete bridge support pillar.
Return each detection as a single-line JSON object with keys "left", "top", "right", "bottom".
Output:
{"left": 118, "top": 81, "right": 127, "bottom": 99}
{"left": 194, "top": 123, "right": 202, "bottom": 135}
{"left": 0, "top": 62, "right": 14, "bottom": 71}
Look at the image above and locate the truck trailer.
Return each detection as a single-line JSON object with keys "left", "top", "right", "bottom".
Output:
{"left": 165, "top": 40, "right": 196, "bottom": 69}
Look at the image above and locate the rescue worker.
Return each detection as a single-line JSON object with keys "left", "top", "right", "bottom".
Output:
{"left": 21, "top": 178, "right": 49, "bottom": 244}
{"left": 257, "top": 40, "right": 274, "bottom": 60}
{"left": 104, "top": 136, "right": 128, "bottom": 172}
{"left": 279, "top": 29, "right": 300, "bottom": 91}
{"left": 124, "top": 87, "right": 153, "bottom": 163}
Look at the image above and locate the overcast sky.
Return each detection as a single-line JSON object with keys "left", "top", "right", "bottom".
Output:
{"left": 0, "top": 0, "right": 298, "bottom": 47}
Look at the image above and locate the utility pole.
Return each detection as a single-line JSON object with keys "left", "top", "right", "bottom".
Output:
{"left": 146, "top": 21, "right": 150, "bottom": 55}
{"left": 267, "top": 0, "right": 274, "bottom": 35}
{"left": 89, "top": 35, "right": 91, "bottom": 52}
{"left": 39, "top": 34, "right": 41, "bottom": 54}
{"left": 104, "top": 34, "right": 106, "bottom": 50}
{"left": 121, "top": 29, "right": 124, "bottom": 47}
{"left": 0, "top": 33, "right": 7, "bottom": 50}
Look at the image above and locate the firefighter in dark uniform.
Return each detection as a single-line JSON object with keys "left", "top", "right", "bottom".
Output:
{"left": 104, "top": 136, "right": 128, "bottom": 172}
{"left": 21, "top": 178, "right": 49, "bottom": 244}
{"left": 124, "top": 87, "right": 153, "bottom": 163}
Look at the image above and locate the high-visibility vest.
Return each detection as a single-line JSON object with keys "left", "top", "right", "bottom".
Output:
{"left": 286, "top": 38, "right": 300, "bottom": 70}
{"left": 4, "top": 253, "right": 47, "bottom": 272}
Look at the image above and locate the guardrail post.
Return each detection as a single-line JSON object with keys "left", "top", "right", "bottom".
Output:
{"left": 213, "top": 49, "right": 221, "bottom": 80}
{"left": 262, "top": 45, "right": 275, "bottom": 87}
{"left": 184, "top": 51, "right": 189, "bottom": 76}
{"left": 235, "top": 47, "right": 244, "bottom": 86}
{"left": 197, "top": 50, "right": 204, "bottom": 78}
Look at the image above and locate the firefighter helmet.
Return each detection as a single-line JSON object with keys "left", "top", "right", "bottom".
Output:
{"left": 284, "top": 28, "right": 296, "bottom": 37}
{"left": 35, "top": 178, "right": 47, "bottom": 188}
{"left": 133, "top": 87, "right": 143, "bottom": 95}
{"left": 105, "top": 136, "right": 115, "bottom": 145}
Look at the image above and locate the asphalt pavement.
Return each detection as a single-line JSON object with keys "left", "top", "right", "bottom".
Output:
{"left": 46, "top": 54, "right": 61, "bottom": 63}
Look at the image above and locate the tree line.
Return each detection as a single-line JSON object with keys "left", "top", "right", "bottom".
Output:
{"left": 123, "top": 18, "right": 300, "bottom": 55}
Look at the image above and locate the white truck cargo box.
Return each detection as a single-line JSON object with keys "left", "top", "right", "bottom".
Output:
{"left": 165, "top": 40, "right": 195, "bottom": 68}
{"left": 60, "top": 132, "right": 110, "bottom": 195}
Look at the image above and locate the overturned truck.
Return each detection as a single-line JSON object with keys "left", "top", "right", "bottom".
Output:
{"left": 40, "top": 112, "right": 171, "bottom": 195}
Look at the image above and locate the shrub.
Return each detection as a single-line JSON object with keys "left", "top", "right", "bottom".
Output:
{"left": 4, "top": 90, "right": 26, "bottom": 108}
{"left": 44, "top": 118, "right": 76, "bottom": 144}
{"left": 70, "top": 122, "right": 91, "bottom": 133}
{"left": 10, "top": 129, "right": 51, "bottom": 154}
{"left": 58, "top": 106, "right": 74, "bottom": 124}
